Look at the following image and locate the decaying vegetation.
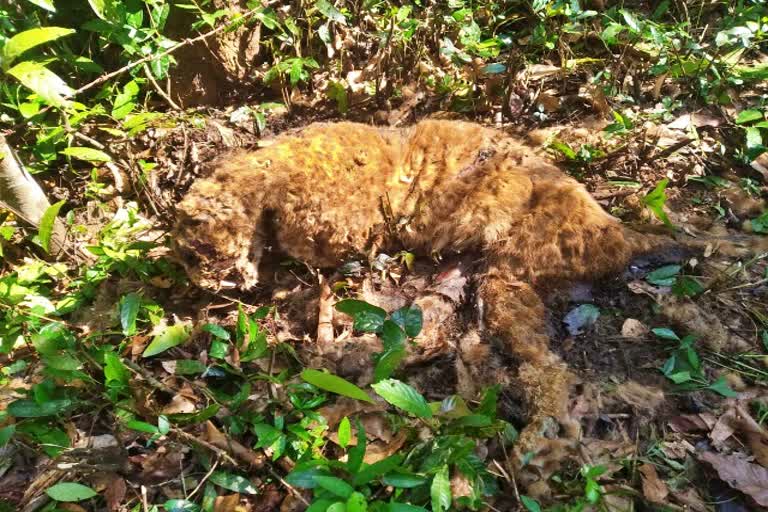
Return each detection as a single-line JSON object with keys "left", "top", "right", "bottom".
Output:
{"left": 1, "top": 1, "right": 768, "bottom": 511}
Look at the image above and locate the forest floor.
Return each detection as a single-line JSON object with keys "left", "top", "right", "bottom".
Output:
{"left": 2, "top": 3, "right": 768, "bottom": 512}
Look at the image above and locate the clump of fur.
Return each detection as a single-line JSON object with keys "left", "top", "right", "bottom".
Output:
{"left": 174, "top": 119, "right": 665, "bottom": 475}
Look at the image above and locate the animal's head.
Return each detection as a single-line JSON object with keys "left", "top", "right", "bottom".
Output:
{"left": 172, "top": 190, "right": 260, "bottom": 291}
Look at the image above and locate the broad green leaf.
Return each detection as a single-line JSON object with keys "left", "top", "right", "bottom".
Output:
{"left": 142, "top": 324, "right": 191, "bottom": 357}
{"left": 752, "top": 211, "right": 768, "bottom": 234}
{"left": 346, "top": 420, "right": 366, "bottom": 473}
{"left": 43, "top": 352, "right": 82, "bottom": 371}
{"left": 520, "top": 496, "right": 542, "bottom": 512}
{"left": 391, "top": 305, "right": 423, "bottom": 337}
{"left": 119, "top": 292, "right": 141, "bottom": 335}
{"left": 0, "top": 424, "right": 15, "bottom": 446}
{"left": 37, "top": 200, "right": 64, "bottom": 253}
{"left": 387, "top": 505, "right": 427, "bottom": 512}
{"left": 746, "top": 126, "right": 764, "bottom": 151}
{"left": 125, "top": 419, "right": 159, "bottom": 434}
{"left": 307, "top": 500, "right": 336, "bottom": 512}
{"left": 372, "top": 379, "right": 432, "bottom": 418}
{"left": 334, "top": 299, "right": 386, "bottom": 317}
{"left": 23, "top": 0, "right": 56, "bottom": 12}
{"left": 61, "top": 146, "right": 112, "bottom": 162}
{"left": 285, "top": 466, "right": 330, "bottom": 488}
{"left": 209, "top": 339, "right": 228, "bottom": 359}
{"left": 46, "top": 482, "right": 97, "bottom": 502}
{"left": 316, "top": 0, "right": 346, "bottom": 24}
{"left": 88, "top": 0, "right": 120, "bottom": 22}
{"left": 313, "top": 475, "right": 354, "bottom": 499}
{"left": 382, "top": 471, "right": 427, "bottom": 488}
{"left": 354, "top": 310, "right": 386, "bottom": 333}
{"left": 346, "top": 492, "right": 367, "bottom": 512}
{"left": 209, "top": 471, "right": 258, "bottom": 494}
{"left": 162, "top": 359, "right": 207, "bottom": 375}
{"left": 642, "top": 178, "right": 672, "bottom": 227}
{"left": 337, "top": 416, "right": 351, "bottom": 448}
{"left": 104, "top": 352, "right": 129, "bottom": 385}
{"left": 8, "top": 398, "right": 73, "bottom": 417}
{"left": 2, "top": 27, "right": 75, "bottom": 67}
{"left": 7, "top": 61, "right": 73, "bottom": 107}
{"left": 164, "top": 499, "right": 200, "bottom": 512}
{"left": 646, "top": 265, "right": 681, "bottom": 286}
{"left": 708, "top": 376, "right": 738, "bottom": 397}
{"left": 373, "top": 347, "right": 406, "bottom": 383}
{"left": 430, "top": 465, "right": 451, "bottom": 512}
{"left": 327, "top": 503, "right": 345, "bottom": 512}
{"left": 202, "top": 323, "right": 230, "bottom": 340}
{"left": 301, "top": 369, "right": 373, "bottom": 403}
{"left": 352, "top": 454, "right": 404, "bottom": 487}
{"left": 652, "top": 327, "right": 680, "bottom": 340}
{"left": 736, "top": 109, "right": 764, "bottom": 124}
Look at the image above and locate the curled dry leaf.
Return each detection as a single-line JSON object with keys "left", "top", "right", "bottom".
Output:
{"left": 213, "top": 493, "right": 241, "bottom": 512}
{"left": 639, "top": 463, "right": 669, "bottom": 503}
{"left": 204, "top": 421, "right": 265, "bottom": 468}
{"left": 621, "top": 318, "right": 649, "bottom": 339}
{"left": 698, "top": 451, "right": 768, "bottom": 506}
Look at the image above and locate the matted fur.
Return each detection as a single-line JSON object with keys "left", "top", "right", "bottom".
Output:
{"left": 174, "top": 120, "right": 660, "bottom": 465}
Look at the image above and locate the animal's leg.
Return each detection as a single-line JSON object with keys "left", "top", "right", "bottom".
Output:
{"left": 476, "top": 268, "right": 578, "bottom": 483}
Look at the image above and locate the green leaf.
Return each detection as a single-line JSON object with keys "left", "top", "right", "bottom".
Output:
{"left": 708, "top": 376, "right": 738, "bottom": 397}
{"left": 301, "top": 369, "right": 373, "bottom": 403}
{"left": 382, "top": 471, "right": 427, "bottom": 489}
{"left": 120, "top": 293, "right": 141, "bottom": 336}
{"left": 46, "top": 482, "right": 97, "bottom": 502}
{"left": 203, "top": 323, "right": 230, "bottom": 340}
{"left": 61, "top": 146, "right": 112, "bottom": 162}
{"left": 164, "top": 499, "right": 200, "bottom": 512}
{"left": 751, "top": 211, "right": 768, "bottom": 234}
{"left": 164, "top": 359, "right": 207, "bottom": 375}
{"left": 373, "top": 347, "right": 406, "bottom": 383}
{"left": 313, "top": 475, "right": 354, "bottom": 498}
{"left": 286, "top": 466, "right": 330, "bottom": 488}
{"left": 430, "top": 465, "right": 451, "bottom": 512}
{"left": 23, "top": 0, "right": 56, "bottom": 12}
{"left": 646, "top": 265, "right": 681, "bottom": 286}
{"left": 209, "top": 471, "right": 258, "bottom": 494}
{"left": 104, "top": 352, "right": 129, "bottom": 385}
{"left": 391, "top": 305, "right": 423, "bottom": 337}
{"left": 36, "top": 200, "right": 64, "bottom": 253}
{"left": 142, "top": 323, "right": 191, "bottom": 357}
{"left": 0, "top": 424, "right": 15, "bottom": 446}
{"left": 652, "top": 327, "right": 680, "bottom": 340}
{"left": 335, "top": 299, "right": 386, "bottom": 317}
{"left": 88, "top": 0, "right": 120, "bottom": 22}
{"left": 354, "top": 310, "right": 386, "bottom": 333}
{"left": 8, "top": 398, "right": 73, "bottom": 418}
{"left": 2, "top": 27, "right": 75, "bottom": 67}
{"left": 347, "top": 492, "right": 367, "bottom": 512}
{"left": 353, "top": 454, "right": 404, "bottom": 487}
{"left": 346, "top": 419, "right": 366, "bottom": 473}
{"left": 736, "top": 109, "right": 763, "bottom": 124}
{"left": 372, "top": 379, "right": 432, "bottom": 418}
{"left": 388, "top": 504, "right": 427, "bottom": 512}
{"left": 672, "top": 276, "right": 704, "bottom": 297}
{"left": 746, "top": 127, "right": 764, "bottom": 151}
{"left": 7, "top": 61, "right": 73, "bottom": 107}
{"left": 337, "top": 416, "right": 351, "bottom": 449}
{"left": 316, "top": 0, "right": 346, "bottom": 24}
{"left": 307, "top": 500, "right": 336, "bottom": 512}
{"left": 520, "top": 495, "right": 542, "bottom": 512}
{"left": 642, "top": 178, "right": 672, "bottom": 227}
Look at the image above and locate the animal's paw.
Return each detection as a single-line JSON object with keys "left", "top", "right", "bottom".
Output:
{"left": 514, "top": 415, "right": 579, "bottom": 496}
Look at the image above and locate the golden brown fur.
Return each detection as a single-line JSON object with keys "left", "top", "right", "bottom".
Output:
{"left": 174, "top": 120, "right": 660, "bottom": 468}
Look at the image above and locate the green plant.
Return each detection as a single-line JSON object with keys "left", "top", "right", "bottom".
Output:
{"left": 654, "top": 328, "right": 736, "bottom": 397}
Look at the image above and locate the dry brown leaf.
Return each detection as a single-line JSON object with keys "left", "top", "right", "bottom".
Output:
{"left": 710, "top": 407, "right": 739, "bottom": 447}
{"left": 639, "top": 463, "right": 669, "bottom": 503}
{"left": 363, "top": 430, "right": 408, "bottom": 464}
{"left": 698, "top": 451, "right": 768, "bottom": 506}
{"left": 660, "top": 439, "right": 695, "bottom": 459}
{"left": 162, "top": 393, "right": 197, "bottom": 415}
{"left": 213, "top": 494, "right": 241, "bottom": 512}
{"left": 620, "top": 318, "right": 649, "bottom": 339}
{"left": 104, "top": 474, "right": 127, "bottom": 512}
{"left": 450, "top": 470, "right": 473, "bottom": 499}
{"left": 57, "top": 505, "right": 88, "bottom": 512}
{"left": 671, "top": 488, "right": 708, "bottom": 512}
